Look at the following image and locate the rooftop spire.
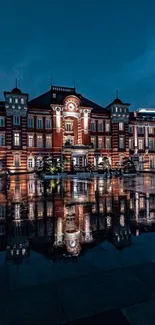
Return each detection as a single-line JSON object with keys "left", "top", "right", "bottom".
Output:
{"left": 116, "top": 89, "right": 118, "bottom": 98}
{"left": 15, "top": 78, "right": 18, "bottom": 88}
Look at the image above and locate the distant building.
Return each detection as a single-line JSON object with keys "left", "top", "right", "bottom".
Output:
{"left": 0, "top": 85, "right": 155, "bottom": 171}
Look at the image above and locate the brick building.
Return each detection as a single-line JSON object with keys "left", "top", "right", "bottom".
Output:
{"left": 0, "top": 85, "right": 155, "bottom": 172}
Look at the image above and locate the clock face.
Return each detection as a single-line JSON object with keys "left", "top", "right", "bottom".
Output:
{"left": 68, "top": 102, "right": 75, "bottom": 110}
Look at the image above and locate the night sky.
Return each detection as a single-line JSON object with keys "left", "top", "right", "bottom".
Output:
{"left": 0, "top": 0, "right": 155, "bottom": 109}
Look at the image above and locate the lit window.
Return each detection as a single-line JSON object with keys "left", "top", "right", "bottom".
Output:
{"left": 28, "top": 135, "right": 34, "bottom": 147}
{"left": 129, "top": 138, "right": 133, "bottom": 150}
{"left": 15, "top": 98, "right": 18, "bottom": 104}
{"left": 149, "top": 127, "right": 154, "bottom": 134}
{"left": 98, "top": 136, "right": 104, "bottom": 148}
{"left": 138, "top": 138, "right": 144, "bottom": 150}
{"left": 37, "top": 202, "right": 43, "bottom": 217}
{"left": 105, "top": 121, "right": 111, "bottom": 132}
{"left": 37, "top": 135, "right": 43, "bottom": 147}
{"left": 90, "top": 136, "right": 96, "bottom": 148}
{"left": 98, "top": 121, "right": 103, "bottom": 132}
{"left": 0, "top": 117, "right": 5, "bottom": 127}
{"left": 47, "top": 202, "right": 53, "bottom": 217}
{"left": 28, "top": 116, "right": 34, "bottom": 128}
{"left": 21, "top": 98, "right": 24, "bottom": 104}
{"left": 65, "top": 122, "right": 72, "bottom": 132}
{"left": 14, "top": 153, "right": 20, "bottom": 167}
{"left": 0, "top": 135, "right": 5, "bottom": 146}
{"left": 28, "top": 158, "right": 34, "bottom": 168}
{"left": 37, "top": 118, "right": 43, "bottom": 128}
{"left": 46, "top": 135, "right": 52, "bottom": 148}
{"left": 139, "top": 197, "right": 145, "bottom": 209}
{"left": 119, "top": 136, "right": 125, "bottom": 149}
{"left": 115, "top": 107, "right": 118, "bottom": 112}
{"left": 13, "top": 115, "right": 20, "bottom": 125}
{"left": 105, "top": 137, "right": 111, "bottom": 149}
{"left": 14, "top": 133, "right": 20, "bottom": 146}
{"left": 149, "top": 138, "right": 155, "bottom": 150}
{"left": 46, "top": 118, "right": 52, "bottom": 129}
{"left": 90, "top": 120, "right": 96, "bottom": 131}
{"left": 9, "top": 97, "right": 12, "bottom": 103}
{"left": 119, "top": 122, "right": 124, "bottom": 131}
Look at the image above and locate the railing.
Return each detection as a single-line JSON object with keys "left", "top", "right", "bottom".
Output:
{"left": 64, "top": 144, "right": 94, "bottom": 149}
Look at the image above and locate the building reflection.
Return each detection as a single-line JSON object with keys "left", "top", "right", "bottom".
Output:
{"left": 0, "top": 175, "right": 155, "bottom": 260}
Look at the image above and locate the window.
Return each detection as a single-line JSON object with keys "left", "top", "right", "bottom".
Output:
{"left": 98, "top": 121, "right": 103, "bottom": 132}
{"left": 149, "top": 127, "right": 154, "bottom": 134}
{"left": 138, "top": 138, "right": 144, "bottom": 150}
{"left": 138, "top": 126, "right": 144, "bottom": 134}
{"left": 129, "top": 138, "right": 133, "bottom": 150}
{"left": 119, "top": 122, "right": 124, "bottom": 131}
{"left": 0, "top": 117, "right": 5, "bottom": 127}
{"left": 149, "top": 138, "right": 155, "bottom": 150}
{"left": 53, "top": 93, "right": 56, "bottom": 98}
{"left": 0, "top": 135, "right": 5, "bottom": 146}
{"left": 14, "top": 133, "right": 20, "bottom": 146}
{"left": 129, "top": 125, "right": 133, "bottom": 133}
{"left": 28, "top": 158, "right": 33, "bottom": 168}
{"left": 90, "top": 136, "right": 96, "bottom": 148}
{"left": 65, "top": 122, "right": 72, "bottom": 132}
{"left": 46, "top": 135, "right": 52, "bottom": 148}
{"left": 105, "top": 137, "right": 111, "bottom": 149}
{"left": 46, "top": 118, "right": 52, "bottom": 129}
{"left": 98, "top": 136, "right": 104, "bottom": 148}
{"left": 9, "top": 97, "right": 12, "bottom": 103}
{"left": 105, "top": 121, "right": 111, "bottom": 132}
{"left": 13, "top": 115, "right": 20, "bottom": 125}
{"left": 119, "top": 136, "right": 125, "bottom": 149}
{"left": 14, "top": 153, "right": 20, "bottom": 167}
{"left": 90, "top": 120, "right": 96, "bottom": 131}
{"left": 21, "top": 98, "right": 24, "bottom": 104}
{"left": 37, "top": 118, "right": 43, "bottom": 128}
{"left": 15, "top": 98, "right": 18, "bottom": 104}
{"left": 28, "top": 116, "right": 34, "bottom": 128}
{"left": 115, "top": 107, "right": 118, "bottom": 112}
{"left": 37, "top": 135, "right": 43, "bottom": 147}
{"left": 28, "top": 135, "right": 34, "bottom": 147}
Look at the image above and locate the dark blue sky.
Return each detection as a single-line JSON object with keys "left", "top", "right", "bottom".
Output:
{"left": 0, "top": 0, "right": 155, "bottom": 109}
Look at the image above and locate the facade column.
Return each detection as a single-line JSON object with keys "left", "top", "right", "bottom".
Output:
{"left": 134, "top": 125, "right": 138, "bottom": 153}
{"left": 146, "top": 193, "right": 150, "bottom": 220}
{"left": 145, "top": 125, "right": 148, "bottom": 149}
{"left": 135, "top": 192, "right": 139, "bottom": 222}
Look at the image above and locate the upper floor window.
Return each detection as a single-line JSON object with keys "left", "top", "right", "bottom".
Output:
{"left": 14, "top": 133, "right": 20, "bottom": 146}
{"left": 9, "top": 97, "right": 12, "bottom": 103}
{"left": 15, "top": 98, "right": 18, "bottom": 104}
{"left": 98, "top": 121, "right": 103, "bottom": 132}
{"left": 138, "top": 126, "right": 144, "bottom": 134}
{"left": 149, "top": 127, "right": 154, "bottom": 134}
{"left": 37, "top": 135, "right": 43, "bottom": 147}
{"left": 115, "top": 107, "right": 118, "bottom": 112}
{"left": 129, "top": 125, "right": 133, "bottom": 133}
{"left": 14, "top": 153, "right": 20, "bottom": 167}
{"left": 119, "top": 122, "right": 124, "bottom": 131}
{"left": 90, "top": 120, "right": 96, "bottom": 131}
{"left": 0, "top": 117, "right": 5, "bottom": 127}
{"left": 149, "top": 138, "right": 155, "bottom": 150}
{"left": 98, "top": 136, "right": 104, "bottom": 148}
{"left": 129, "top": 138, "right": 133, "bottom": 150}
{"left": 105, "top": 121, "right": 111, "bottom": 132}
{"left": 65, "top": 122, "right": 73, "bottom": 132}
{"left": 21, "top": 98, "right": 24, "bottom": 104}
{"left": 46, "top": 135, "right": 52, "bottom": 148}
{"left": 28, "top": 135, "right": 34, "bottom": 147}
{"left": 90, "top": 136, "right": 96, "bottom": 148}
{"left": 28, "top": 116, "right": 34, "bottom": 128}
{"left": 46, "top": 118, "right": 52, "bottom": 129}
{"left": 13, "top": 115, "right": 20, "bottom": 125}
{"left": 37, "top": 118, "right": 43, "bottom": 129}
{"left": 119, "top": 136, "right": 125, "bottom": 149}
{"left": 105, "top": 137, "right": 111, "bottom": 149}
{"left": 138, "top": 138, "right": 144, "bottom": 150}
{"left": 0, "top": 135, "right": 5, "bottom": 146}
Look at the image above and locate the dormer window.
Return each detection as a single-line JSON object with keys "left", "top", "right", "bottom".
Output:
{"left": 15, "top": 98, "right": 18, "bottom": 104}
{"left": 9, "top": 98, "right": 12, "bottom": 103}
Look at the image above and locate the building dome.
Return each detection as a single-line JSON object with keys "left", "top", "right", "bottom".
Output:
{"left": 113, "top": 98, "right": 123, "bottom": 105}
{"left": 11, "top": 87, "right": 22, "bottom": 94}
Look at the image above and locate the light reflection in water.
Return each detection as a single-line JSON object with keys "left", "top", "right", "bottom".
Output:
{"left": 0, "top": 174, "right": 155, "bottom": 261}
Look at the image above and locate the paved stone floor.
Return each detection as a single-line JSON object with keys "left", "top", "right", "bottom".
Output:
{"left": 1, "top": 232, "right": 155, "bottom": 324}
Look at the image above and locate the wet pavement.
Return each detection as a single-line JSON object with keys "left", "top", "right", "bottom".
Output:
{"left": 0, "top": 174, "right": 155, "bottom": 324}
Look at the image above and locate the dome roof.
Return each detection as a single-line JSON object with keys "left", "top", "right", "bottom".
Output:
{"left": 11, "top": 87, "right": 22, "bottom": 94}
{"left": 113, "top": 98, "right": 123, "bottom": 105}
